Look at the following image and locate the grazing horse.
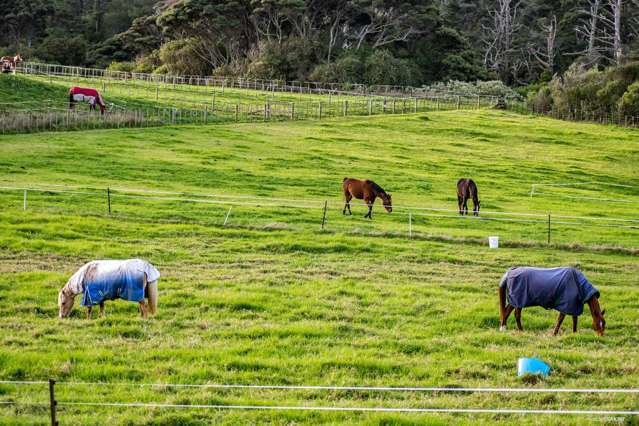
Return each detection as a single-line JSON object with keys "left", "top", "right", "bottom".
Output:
{"left": 498, "top": 266, "right": 606, "bottom": 336}
{"left": 343, "top": 177, "right": 392, "bottom": 219}
{"left": 1, "top": 53, "right": 22, "bottom": 74}
{"left": 457, "top": 178, "right": 480, "bottom": 216}
{"left": 69, "top": 86, "right": 106, "bottom": 114}
{"left": 58, "top": 259, "right": 160, "bottom": 319}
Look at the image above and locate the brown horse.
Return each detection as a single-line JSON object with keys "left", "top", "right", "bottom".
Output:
{"left": 457, "top": 178, "right": 480, "bottom": 216}
{"left": 498, "top": 267, "right": 606, "bottom": 336}
{"left": 1, "top": 53, "right": 21, "bottom": 74}
{"left": 343, "top": 178, "right": 392, "bottom": 219}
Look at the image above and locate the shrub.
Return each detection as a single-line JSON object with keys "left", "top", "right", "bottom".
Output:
{"left": 619, "top": 82, "right": 639, "bottom": 117}
{"left": 159, "top": 38, "right": 210, "bottom": 76}
{"left": 421, "top": 80, "right": 521, "bottom": 98}
{"left": 527, "top": 85, "right": 553, "bottom": 113}
{"left": 309, "top": 55, "right": 365, "bottom": 84}
{"left": 107, "top": 61, "right": 135, "bottom": 72}
{"left": 245, "top": 39, "right": 316, "bottom": 81}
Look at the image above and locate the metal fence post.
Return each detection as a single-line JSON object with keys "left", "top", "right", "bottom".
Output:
{"left": 49, "top": 379, "right": 58, "bottom": 426}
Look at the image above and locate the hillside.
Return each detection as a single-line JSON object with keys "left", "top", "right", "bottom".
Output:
{"left": 0, "top": 111, "right": 638, "bottom": 424}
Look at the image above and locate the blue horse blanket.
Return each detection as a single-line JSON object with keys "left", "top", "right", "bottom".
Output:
{"left": 499, "top": 267, "right": 599, "bottom": 316}
{"left": 66, "top": 259, "right": 160, "bottom": 307}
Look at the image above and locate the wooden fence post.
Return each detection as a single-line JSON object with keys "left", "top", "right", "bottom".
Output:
{"left": 321, "top": 201, "right": 327, "bottom": 230}
{"left": 318, "top": 102, "right": 322, "bottom": 120}
{"left": 235, "top": 104, "right": 239, "bottom": 121}
{"left": 343, "top": 100, "right": 348, "bottom": 117}
{"left": 547, "top": 213, "right": 551, "bottom": 244}
{"left": 408, "top": 212, "right": 412, "bottom": 239}
{"left": 290, "top": 103, "right": 295, "bottom": 120}
{"left": 107, "top": 188, "right": 111, "bottom": 215}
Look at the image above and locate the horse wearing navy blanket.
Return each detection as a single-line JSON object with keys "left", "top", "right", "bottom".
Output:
{"left": 498, "top": 267, "right": 606, "bottom": 336}
{"left": 58, "top": 259, "right": 159, "bottom": 319}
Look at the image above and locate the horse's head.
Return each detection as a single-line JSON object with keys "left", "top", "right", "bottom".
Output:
{"left": 382, "top": 193, "right": 392, "bottom": 213}
{"left": 592, "top": 308, "right": 606, "bottom": 336}
{"left": 58, "top": 287, "right": 75, "bottom": 318}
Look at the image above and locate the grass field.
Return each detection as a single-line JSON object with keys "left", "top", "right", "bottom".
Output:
{"left": 0, "top": 110, "right": 638, "bottom": 425}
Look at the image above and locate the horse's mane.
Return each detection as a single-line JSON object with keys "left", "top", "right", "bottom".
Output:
{"left": 366, "top": 180, "right": 386, "bottom": 195}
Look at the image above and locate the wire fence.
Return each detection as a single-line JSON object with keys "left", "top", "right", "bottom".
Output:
{"left": 1, "top": 379, "right": 638, "bottom": 423}
{"left": 0, "top": 62, "right": 526, "bottom": 134}
{"left": 18, "top": 63, "right": 526, "bottom": 100}
{"left": 0, "top": 184, "right": 637, "bottom": 249}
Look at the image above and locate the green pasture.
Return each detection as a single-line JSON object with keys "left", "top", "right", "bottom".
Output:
{"left": 0, "top": 110, "right": 638, "bottom": 425}
{"left": 0, "top": 73, "right": 488, "bottom": 122}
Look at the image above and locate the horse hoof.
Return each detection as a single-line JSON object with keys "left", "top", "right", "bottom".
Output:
{"left": 499, "top": 326, "right": 507, "bottom": 332}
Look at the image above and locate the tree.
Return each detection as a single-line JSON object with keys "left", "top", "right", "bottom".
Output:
{"left": 482, "top": 0, "right": 522, "bottom": 82}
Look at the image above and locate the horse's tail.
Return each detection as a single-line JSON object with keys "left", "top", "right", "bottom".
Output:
{"left": 498, "top": 284, "right": 507, "bottom": 331}
{"left": 146, "top": 279, "right": 159, "bottom": 316}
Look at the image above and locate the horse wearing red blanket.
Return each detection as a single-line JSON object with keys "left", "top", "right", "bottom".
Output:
{"left": 69, "top": 86, "right": 106, "bottom": 114}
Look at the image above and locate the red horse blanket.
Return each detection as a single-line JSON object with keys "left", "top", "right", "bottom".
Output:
{"left": 69, "top": 86, "right": 105, "bottom": 112}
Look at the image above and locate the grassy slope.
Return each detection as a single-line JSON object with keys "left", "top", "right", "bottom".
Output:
{"left": 0, "top": 111, "right": 638, "bottom": 425}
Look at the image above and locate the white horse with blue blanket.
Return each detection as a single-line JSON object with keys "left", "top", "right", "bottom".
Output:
{"left": 58, "top": 259, "right": 160, "bottom": 319}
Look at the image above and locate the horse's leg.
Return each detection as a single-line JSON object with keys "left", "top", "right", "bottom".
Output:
{"left": 458, "top": 195, "right": 463, "bottom": 215}
{"left": 139, "top": 301, "right": 148, "bottom": 319}
{"left": 514, "top": 307, "right": 523, "bottom": 331}
{"left": 364, "top": 199, "right": 373, "bottom": 219}
{"left": 99, "top": 302, "right": 105, "bottom": 318}
{"left": 343, "top": 194, "right": 352, "bottom": 215}
{"left": 463, "top": 197, "right": 469, "bottom": 215}
{"left": 572, "top": 315, "right": 578, "bottom": 333}
{"left": 502, "top": 304, "right": 515, "bottom": 328}
{"left": 553, "top": 313, "right": 565, "bottom": 335}
{"left": 86, "top": 306, "right": 92, "bottom": 320}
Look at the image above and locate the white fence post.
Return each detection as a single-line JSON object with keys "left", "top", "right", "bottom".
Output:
{"left": 223, "top": 207, "right": 232, "bottom": 226}
{"left": 23, "top": 189, "right": 27, "bottom": 211}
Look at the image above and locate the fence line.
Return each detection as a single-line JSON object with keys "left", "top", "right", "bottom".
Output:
{"left": 17, "top": 63, "right": 524, "bottom": 101}
{"left": 1, "top": 184, "right": 637, "bottom": 224}
{"left": 532, "top": 191, "right": 639, "bottom": 205}
{"left": 3, "top": 380, "right": 638, "bottom": 394}
{"left": 51, "top": 401, "right": 639, "bottom": 415}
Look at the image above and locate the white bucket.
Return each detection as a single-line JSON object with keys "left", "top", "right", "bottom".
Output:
{"left": 488, "top": 236, "right": 499, "bottom": 249}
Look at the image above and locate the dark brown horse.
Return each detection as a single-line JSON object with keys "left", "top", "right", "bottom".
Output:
{"left": 343, "top": 178, "right": 392, "bottom": 219}
{"left": 457, "top": 178, "right": 480, "bottom": 216}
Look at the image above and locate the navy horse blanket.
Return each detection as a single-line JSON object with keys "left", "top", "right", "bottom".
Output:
{"left": 499, "top": 267, "right": 599, "bottom": 316}
{"left": 66, "top": 259, "right": 160, "bottom": 307}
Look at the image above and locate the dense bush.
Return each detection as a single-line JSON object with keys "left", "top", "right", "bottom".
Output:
{"left": 619, "top": 82, "right": 639, "bottom": 116}
{"left": 107, "top": 61, "right": 135, "bottom": 72}
{"left": 421, "top": 80, "right": 521, "bottom": 98}
{"left": 245, "top": 40, "right": 317, "bottom": 81}
{"left": 158, "top": 38, "right": 210, "bottom": 76}
{"left": 309, "top": 51, "right": 422, "bottom": 86}
{"left": 541, "top": 62, "right": 639, "bottom": 117}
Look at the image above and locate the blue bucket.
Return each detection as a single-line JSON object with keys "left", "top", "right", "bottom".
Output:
{"left": 517, "top": 357, "right": 550, "bottom": 377}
